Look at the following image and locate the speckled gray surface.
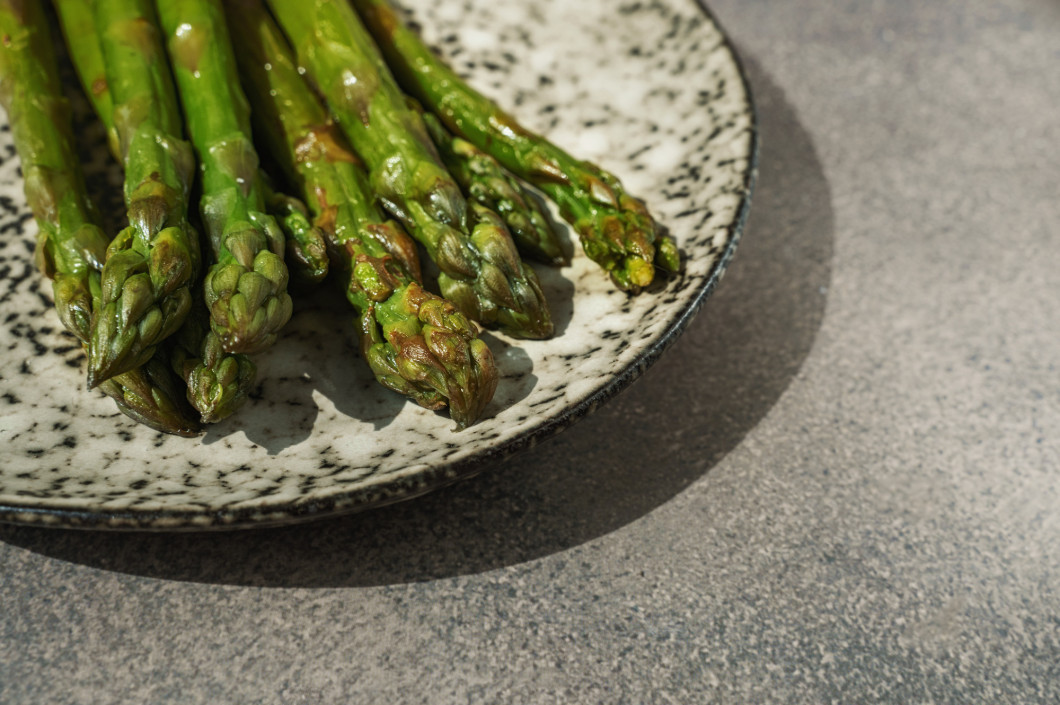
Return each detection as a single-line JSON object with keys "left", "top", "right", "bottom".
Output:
{"left": 1, "top": 0, "right": 1059, "bottom": 701}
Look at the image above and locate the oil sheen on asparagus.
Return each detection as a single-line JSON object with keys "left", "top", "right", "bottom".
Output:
{"left": 229, "top": 0, "right": 497, "bottom": 426}
{"left": 267, "top": 0, "right": 554, "bottom": 340}
{"left": 0, "top": 0, "right": 200, "bottom": 435}
{"left": 352, "top": 0, "right": 680, "bottom": 292}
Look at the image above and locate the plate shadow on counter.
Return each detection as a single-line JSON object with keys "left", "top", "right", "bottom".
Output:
{"left": 0, "top": 56, "right": 834, "bottom": 588}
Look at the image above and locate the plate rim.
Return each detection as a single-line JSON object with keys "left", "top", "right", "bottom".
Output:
{"left": 0, "top": 0, "right": 759, "bottom": 531}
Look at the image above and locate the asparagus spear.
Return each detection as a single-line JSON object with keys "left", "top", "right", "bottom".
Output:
{"left": 58, "top": 0, "right": 329, "bottom": 290}
{"left": 55, "top": 0, "right": 258, "bottom": 424}
{"left": 261, "top": 183, "right": 331, "bottom": 285}
{"left": 0, "top": 0, "right": 199, "bottom": 435}
{"left": 96, "top": 353, "right": 201, "bottom": 435}
{"left": 52, "top": 0, "right": 119, "bottom": 158}
{"left": 351, "top": 0, "right": 680, "bottom": 292}
{"left": 59, "top": 0, "right": 325, "bottom": 289}
{"left": 420, "top": 110, "right": 567, "bottom": 267}
{"left": 155, "top": 0, "right": 293, "bottom": 354}
{"left": 230, "top": 0, "right": 496, "bottom": 426}
{"left": 168, "top": 291, "right": 257, "bottom": 423}
{"left": 86, "top": 0, "right": 201, "bottom": 385}
{"left": 267, "top": 0, "right": 554, "bottom": 339}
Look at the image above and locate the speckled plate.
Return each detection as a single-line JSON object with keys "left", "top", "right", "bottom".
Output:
{"left": 0, "top": 0, "right": 755, "bottom": 530}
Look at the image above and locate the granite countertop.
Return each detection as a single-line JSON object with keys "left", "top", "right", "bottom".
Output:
{"left": 2, "top": 0, "right": 1057, "bottom": 702}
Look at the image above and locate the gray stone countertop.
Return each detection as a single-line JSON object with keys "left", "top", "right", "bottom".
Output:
{"left": 2, "top": 0, "right": 1058, "bottom": 702}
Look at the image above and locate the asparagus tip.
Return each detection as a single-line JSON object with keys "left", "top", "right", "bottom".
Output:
{"left": 655, "top": 233, "right": 681, "bottom": 273}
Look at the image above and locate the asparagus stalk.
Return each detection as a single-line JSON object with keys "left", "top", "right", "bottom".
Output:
{"left": 60, "top": 0, "right": 326, "bottom": 291}
{"left": 351, "top": 0, "right": 680, "bottom": 292}
{"left": 155, "top": 0, "right": 294, "bottom": 354}
{"left": 230, "top": 0, "right": 497, "bottom": 426}
{"left": 168, "top": 291, "right": 257, "bottom": 423}
{"left": 55, "top": 0, "right": 258, "bottom": 424}
{"left": 59, "top": 0, "right": 326, "bottom": 290}
{"left": 267, "top": 0, "right": 553, "bottom": 340}
{"left": 52, "top": 0, "right": 119, "bottom": 158}
{"left": 86, "top": 0, "right": 201, "bottom": 385}
{"left": 420, "top": 110, "right": 567, "bottom": 267}
{"left": 0, "top": 0, "right": 199, "bottom": 435}
{"left": 261, "top": 182, "right": 331, "bottom": 285}
{"left": 96, "top": 353, "right": 201, "bottom": 435}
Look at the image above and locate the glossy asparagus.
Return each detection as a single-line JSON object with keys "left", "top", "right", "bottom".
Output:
{"left": 156, "top": 0, "right": 294, "bottom": 354}
{"left": 86, "top": 0, "right": 200, "bottom": 385}
{"left": 59, "top": 0, "right": 328, "bottom": 292}
{"left": 54, "top": 0, "right": 259, "bottom": 424}
{"left": 52, "top": 0, "right": 119, "bottom": 156}
{"left": 421, "top": 111, "right": 566, "bottom": 267}
{"left": 0, "top": 0, "right": 199, "bottom": 435}
{"left": 262, "top": 183, "right": 330, "bottom": 285}
{"left": 168, "top": 293, "right": 257, "bottom": 424}
{"left": 267, "top": 0, "right": 553, "bottom": 339}
{"left": 352, "top": 0, "right": 680, "bottom": 292}
{"left": 231, "top": 0, "right": 496, "bottom": 426}
{"left": 96, "top": 353, "right": 201, "bottom": 435}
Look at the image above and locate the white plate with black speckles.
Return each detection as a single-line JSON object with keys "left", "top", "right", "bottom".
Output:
{"left": 0, "top": 0, "right": 756, "bottom": 529}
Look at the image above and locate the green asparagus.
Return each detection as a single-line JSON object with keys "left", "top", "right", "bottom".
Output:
{"left": 59, "top": 0, "right": 324, "bottom": 293}
{"left": 168, "top": 292, "right": 257, "bottom": 423}
{"left": 52, "top": 0, "right": 119, "bottom": 157}
{"left": 0, "top": 0, "right": 199, "bottom": 435}
{"left": 230, "top": 0, "right": 496, "bottom": 426}
{"left": 155, "top": 0, "right": 293, "bottom": 354}
{"left": 261, "top": 182, "right": 331, "bottom": 285}
{"left": 55, "top": 0, "right": 257, "bottom": 424}
{"left": 86, "top": 0, "right": 200, "bottom": 386}
{"left": 420, "top": 110, "right": 567, "bottom": 267}
{"left": 96, "top": 353, "right": 201, "bottom": 435}
{"left": 267, "top": 0, "right": 553, "bottom": 340}
{"left": 352, "top": 0, "right": 680, "bottom": 292}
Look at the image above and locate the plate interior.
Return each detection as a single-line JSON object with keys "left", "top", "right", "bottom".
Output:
{"left": 0, "top": 0, "right": 755, "bottom": 528}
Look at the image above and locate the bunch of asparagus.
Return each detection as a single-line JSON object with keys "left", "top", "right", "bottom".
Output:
{"left": 0, "top": 0, "right": 680, "bottom": 434}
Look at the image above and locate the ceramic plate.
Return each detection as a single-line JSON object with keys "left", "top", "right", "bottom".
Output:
{"left": 0, "top": 0, "right": 756, "bottom": 529}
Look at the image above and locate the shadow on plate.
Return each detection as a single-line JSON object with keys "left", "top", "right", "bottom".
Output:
{"left": 0, "top": 55, "right": 835, "bottom": 589}
{"left": 196, "top": 262, "right": 563, "bottom": 451}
